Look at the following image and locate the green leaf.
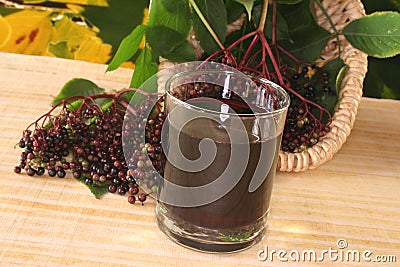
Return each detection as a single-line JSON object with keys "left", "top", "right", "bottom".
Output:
{"left": 48, "top": 41, "right": 74, "bottom": 59}
{"left": 52, "top": 78, "right": 105, "bottom": 106}
{"left": 146, "top": 25, "right": 195, "bottom": 61}
{"left": 342, "top": 11, "right": 400, "bottom": 58}
{"left": 192, "top": 0, "right": 227, "bottom": 54}
{"left": 233, "top": 0, "right": 255, "bottom": 19}
{"left": 364, "top": 55, "right": 400, "bottom": 99}
{"left": 225, "top": 0, "right": 245, "bottom": 24}
{"left": 148, "top": 0, "right": 191, "bottom": 38}
{"left": 280, "top": 27, "right": 332, "bottom": 61}
{"left": 82, "top": 0, "right": 149, "bottom": 58}
{"left": 106, "top": 25, "right": 146, "bottom": 72}
{"left": 130, "top": 46, "right": 158, "bottom": 89}
{"left": 252, "top": 3, "right": 291, "bottom": 41}
{"left": 65, "top": 99, "right": 84, "bottom": 111}
{"left": 76, "top": 176, "right": 111, "bottom": 199}
{"left": 163, "top": 39, "right": 197, "bottom": 62}
{"left": 278, "top": 0, "right": 332, "bottom": 61}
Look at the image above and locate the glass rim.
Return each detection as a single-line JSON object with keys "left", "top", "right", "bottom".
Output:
{"left": 165, "top": 70, "right": 291, "bottom": 117}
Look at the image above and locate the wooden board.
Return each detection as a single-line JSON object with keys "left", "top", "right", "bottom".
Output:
{"left": 0, "top": 52, "right": 399, "bottom": 266}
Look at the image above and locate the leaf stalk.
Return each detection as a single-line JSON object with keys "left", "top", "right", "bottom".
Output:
{"left": 257, "top": 0, "right": 269, "bottom": 32}
{"left": 189, "top": 0, "right": 225, "bottom": 50}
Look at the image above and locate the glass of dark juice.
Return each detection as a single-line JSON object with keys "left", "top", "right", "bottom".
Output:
{"left": 156, "top": 69, "right": 289, "bottom": 253}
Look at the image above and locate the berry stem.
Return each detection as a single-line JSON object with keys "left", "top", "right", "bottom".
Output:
{"left": 227, "top": 31, "right": 257, "bottom": 51}
{"left": 240, "top": 34, "right": 259, "bottom": 66}
{"left": 259, "top": 32, "right": 283, "bottom": 84}
{"left": 272, "top": 0, "right": 277, "bottom": 45}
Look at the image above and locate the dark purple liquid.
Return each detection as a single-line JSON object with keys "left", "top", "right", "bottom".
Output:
{"left": 160, "top": 98, "right": 281, "bottom": 229}
{"left": 184, "top": 97, "right": 268, "bottom": 114}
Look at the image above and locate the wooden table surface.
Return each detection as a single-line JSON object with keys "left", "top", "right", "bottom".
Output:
{"left": 0, "top": 52, "right": 399, "bottom": 267}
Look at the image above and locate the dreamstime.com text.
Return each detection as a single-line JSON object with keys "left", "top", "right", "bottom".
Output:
{"left": 257, "top": 239, "right": 397, "bottom": 263}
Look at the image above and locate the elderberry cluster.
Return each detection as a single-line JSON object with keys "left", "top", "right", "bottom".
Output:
{"left": 281, "top": 65, "right": 333, "bottom": 152}
{"left": 14, "top": 92, "right": 163, "bottom": 205}
{"left": 122, "top": 96, "right": 165, "bottom": 195}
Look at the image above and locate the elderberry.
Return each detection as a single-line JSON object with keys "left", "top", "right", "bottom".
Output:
{"left": 138, "top": 193, "right": 147, "bottom": 204}
{"left": 48, "top": 168, "right": 57, "bottom": 177}
{"left": 128, "top": 195, "right": 136, "bottom": 204}
{"left": 57, "top": 169, "right": 66, "bottom": 178}
{"left": 14, "top": 166, "right": 22, "bottom": 173}
{"left": 36, "top": 167, "right": 45, "bottom": 176}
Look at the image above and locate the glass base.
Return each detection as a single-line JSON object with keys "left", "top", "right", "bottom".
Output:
{"left": 156, "top": 204, "right": 268, "bottom": 253}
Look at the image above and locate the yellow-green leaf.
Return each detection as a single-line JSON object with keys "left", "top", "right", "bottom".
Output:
{"left": 22, "top": 0, "right": 109, "bottom": 7}
{"left": 2, "top": 10, "right": 53, "bottom": 55}
{"left": 74, "top": 36, "right": 111, "bottom": 63}
{"left": 51, "top": 15, "right": 96, "bottom": 49}
{"left": 0, "top": 15, "right": 12, "bottom": 48}
{"left": 48, "top": 41, "right": 74, "bottom": 59}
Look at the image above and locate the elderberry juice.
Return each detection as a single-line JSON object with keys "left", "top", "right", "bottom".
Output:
{"left": 157, "top": 97, "right": 282, "bottom": 252}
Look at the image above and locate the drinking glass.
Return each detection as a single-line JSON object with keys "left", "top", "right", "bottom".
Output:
{"left": 156, "top": 70, "right": 290, "bottom": 252}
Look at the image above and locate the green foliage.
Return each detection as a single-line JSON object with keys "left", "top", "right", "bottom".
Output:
{"left": 146, "top": 0, "right": 194, "bottom": 62}
{"left": 9, "top": 0, "right": 398, "bottom": 100}
{"left": 129, "top": 46, "right": 158, "bottom": 89}
{"left": 278, "top": 0, "right": 332, "bottom": 62}
{"left": 77, "top": 176, "right": 111, "bottom": 199}
{"left": 357, "top": 0, "right": 400, "bottom": 100}
{"left": 225, "top": 0, "right": 245, "bottom": 23}
{"left": 52, "top": 78, "right": 105, "bottom": 105}
{"left": 192, "top": 0, "right": 227, "bottom": 54}
{"left": 342, "top": 11, "right": 400, "bottom": 58}
{"left": 48, "top": 41, "right": 74, "bottom": 59}
{"left": 82, "top": 0, "right": 149, "bottom": 57}
{"left": 106, "top": 25, "right": 146, "bottom": 72}
{"left": 148, "top": 0, "right": 192, "bottom": 37}
{"left": 364, "top": 56, "right": 400, "bottom": 99}
{"left": 252, "top": 3, "right": 291, "bottom": 41}
{"left": 162, "top": 40, "right": 197, "bottom": 62}
{"left": 233, "top": 0, "right": 256, "bottom": 19}
{"left": 146, "top": 26, "right": 195, "bottom": 61}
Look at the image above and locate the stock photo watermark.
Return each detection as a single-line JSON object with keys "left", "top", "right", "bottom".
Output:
{"left": 257, "top": 239, "right": 397, "bottom": 263}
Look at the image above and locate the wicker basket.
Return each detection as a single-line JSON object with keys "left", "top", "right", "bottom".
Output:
{"left": 159, "top": 0, "right": 368, "bottom": 172}
{"left": 278, "top": 0, "right": 368, "bottom": 171}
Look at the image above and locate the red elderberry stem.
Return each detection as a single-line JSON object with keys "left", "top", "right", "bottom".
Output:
{"left": 283, "top": 84, "right": 332, "bottom": 123}
{"left": 240, "top": 34, "right": 259, "bottom": 66}
{"left": 272, "top": 0, "right": 277, "bottom": 45}
{"left": 227, "top": 31, "right": 257, "bottom": 51}
{"left": 276, "top": 45, "right": 302, "bottom": 65}
{"left": 246, "top": 49, "right": 262, "bottom": 67}
{"left": 259, "top": 32, "right": 284, "bottom": 84}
